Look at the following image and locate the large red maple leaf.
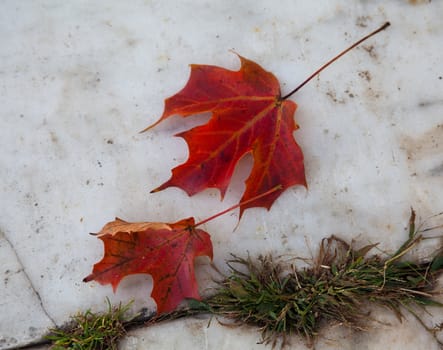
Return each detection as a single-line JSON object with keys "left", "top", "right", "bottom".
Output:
{"left": 83, "top": 217, "right": 213, "bottom": 313}
{"left": 145, "top": 54, "right": 306, "bottom": 215}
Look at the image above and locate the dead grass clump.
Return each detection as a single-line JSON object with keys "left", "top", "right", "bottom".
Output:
{"left": 206, "top": 210, "right": 443, "bottom": 346}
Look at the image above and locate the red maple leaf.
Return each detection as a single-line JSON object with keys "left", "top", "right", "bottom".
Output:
{"left": 83, "top": 217, "right": 213, "bottom": 313}
{"left": 145, "top": 54, "right": 306, "bottom": 216}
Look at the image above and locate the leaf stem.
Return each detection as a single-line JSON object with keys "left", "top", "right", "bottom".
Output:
{"left": 281, "top": 22, "right": 390, "bottom": 101}
{"left": 193, "top": 185, "right": 282, "bottom": 228}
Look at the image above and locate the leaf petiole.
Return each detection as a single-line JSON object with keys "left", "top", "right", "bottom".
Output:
{"left": 193, "top": 185, "right": 283, "bottom": 228}
{"left": 281, "top": 22, "right": 390, "bottom": 100}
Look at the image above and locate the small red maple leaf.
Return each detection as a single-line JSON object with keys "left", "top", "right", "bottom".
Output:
{"left": 145, "top": 54, "right": 306, "bottom": 216}
{"left": 83, "top": 217, "right": 213, "bottom": 313}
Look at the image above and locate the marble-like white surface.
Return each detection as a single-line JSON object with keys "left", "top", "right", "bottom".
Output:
{"left": 1, "top": 1, "right": 442, "bottom": 349}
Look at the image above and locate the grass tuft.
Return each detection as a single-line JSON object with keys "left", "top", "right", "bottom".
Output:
{"left": 204, "top": 210, "right": 443, "bottom": 347}
{"left": 45, "top": 298, "right": 132, "bottom": 350}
